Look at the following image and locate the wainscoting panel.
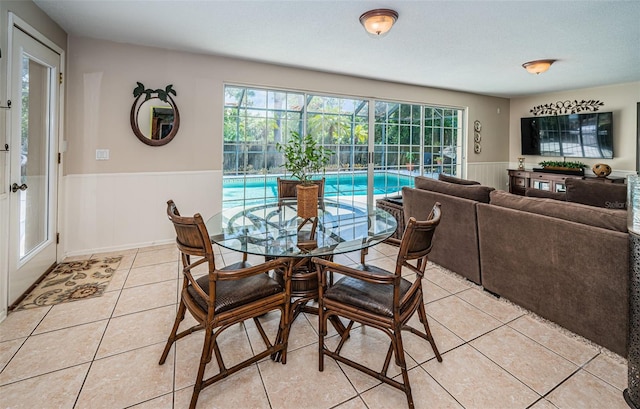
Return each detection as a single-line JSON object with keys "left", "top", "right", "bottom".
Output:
{"left": 466, "top": 162, "right": 510, "bottom": 190}
{"left": 63, "top": 170, "right": 221, "bottom": 256}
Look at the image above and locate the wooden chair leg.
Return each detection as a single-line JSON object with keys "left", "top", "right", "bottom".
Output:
{"left": 394, "top": 329, "right": 415, "bottom": 409}
{"left": 159, "top": 300, "right": 187, "bottom": 364}
{"left": 418, "top": 302, "right": 442, "bottom": 362}
{"left": 318, "top": 306, "right": 326, "bottom": 372}
{"left": 191, "top": 327, "right": 214, "bottom": 409}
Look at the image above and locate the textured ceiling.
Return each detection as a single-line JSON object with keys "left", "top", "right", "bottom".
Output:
{"left": 33, "top": 0, "right": 640, "bottom": 98}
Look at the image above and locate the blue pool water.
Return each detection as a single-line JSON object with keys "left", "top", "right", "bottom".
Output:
{"left": 223, "top": 172, "right": 414, "bottom": 205}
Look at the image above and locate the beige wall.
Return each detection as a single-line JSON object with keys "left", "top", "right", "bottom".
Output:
{"left": 64, "top": 35, "right": 511, "bottom": 176}
{"left": 509, "top": 82, "right": 640, "bottom": 174}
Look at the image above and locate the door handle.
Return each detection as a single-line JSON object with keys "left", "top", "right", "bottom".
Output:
{"left": 11, "top": 183, "right": 28, "bottom": 193}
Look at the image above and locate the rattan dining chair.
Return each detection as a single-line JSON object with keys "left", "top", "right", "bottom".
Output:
{"left": 312, "top": 202, "right": 443, "bottom": 409}
{"left": 160, "top": 200, "right": 292, "bottom": 409}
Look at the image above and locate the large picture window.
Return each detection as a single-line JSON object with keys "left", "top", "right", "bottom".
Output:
{"left": 223, "top": 85, "right": 463, "bottom": 207}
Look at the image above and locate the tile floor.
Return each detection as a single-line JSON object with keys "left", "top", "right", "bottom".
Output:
{"left": 0, "top": 242, "right": 630, "bottom": 409}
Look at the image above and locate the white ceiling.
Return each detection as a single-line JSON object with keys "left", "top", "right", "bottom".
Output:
{"left": 33, "top": 0, "right": 640, "bottom": 98}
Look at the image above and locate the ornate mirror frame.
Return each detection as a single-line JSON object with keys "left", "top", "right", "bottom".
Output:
{"left": 130, "top": 82, "right": 180, "bottom": 147}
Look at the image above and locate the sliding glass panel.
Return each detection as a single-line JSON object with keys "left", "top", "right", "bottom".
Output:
{"left": 223, "top": 85, "right": 465, "bottom": 208}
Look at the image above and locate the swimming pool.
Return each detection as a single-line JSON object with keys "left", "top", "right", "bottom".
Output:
{"left": 223, "top": 172, "right": 415, "bottom": 206}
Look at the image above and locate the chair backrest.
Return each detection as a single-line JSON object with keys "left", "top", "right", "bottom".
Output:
{"left": 277, "top": 177, "right": 325, "bottom": 207}
{"left": 397, "top": 202, "right": 441, "bottom": 269}
{"left": 166, "top": 200, "right": 215, "bottom": 263}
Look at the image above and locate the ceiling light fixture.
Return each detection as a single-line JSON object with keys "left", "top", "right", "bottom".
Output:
{"left": 522, "top": 59, "right": 556, "bottom": 75}
{"left": 359, "top": 9, "right": 398, "bottom": 37}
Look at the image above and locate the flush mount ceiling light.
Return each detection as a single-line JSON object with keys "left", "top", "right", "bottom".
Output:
{"left": 359, "top": 9, "right": 398, "bottom": 37}
{"left": 522, "top": 59, "right": 556, "bottom": 75}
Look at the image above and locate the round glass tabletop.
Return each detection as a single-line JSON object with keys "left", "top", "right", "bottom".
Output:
{"left": 206, "top": 199, "right": 397, "bottom": 258}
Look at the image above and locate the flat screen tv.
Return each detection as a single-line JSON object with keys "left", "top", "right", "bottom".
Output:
{"left": 521, "top": 112, "right": 613, "bottom": 159}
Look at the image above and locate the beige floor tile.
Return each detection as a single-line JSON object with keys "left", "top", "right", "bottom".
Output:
{"left": 304, "top": 307, "right": 355, "bottom": 339}
{"left": 113, "top": 279, "right": 178, "bottom": 317}
{"left": 457, "top": 288, "right": 524, "bottom": 323}
{"left": 423, "top": 344, "right": 539, "bottom": 409}
{"left": 124, "top": 261, "right": 179, "bottom": 288}
{"left": 132, "top": 248, "right": 179, "bottom": 268}
{"left": 424, "top": 267, "right": 472, "bottom": 293}
{"left": 365, "top": 256, "right": 399, "bottom": 274}
{"left": 324, "top": 326, "right": 418, "bottom": 392}
{"left": 96, "top": 305, "right": 176, "bottom": 359}
{"left": 361, "top": 246, "right": 387, "bottom": 262}
{"left": 173, "top": 323, "right": 254, "bottom": 390}
{"left": 422, "top": 277, "right": 451, "bottom": 303}
{"left": 128, "top": 393, "right": 174, "bottom": 409}
{"left": 403, "top": 313, "right": 464, "bottom": 364}
{"left": 33, "top": 291, "right": 119, "bottom": 334}
{"left": 0, "top": 320, "right": 107, "bottom": 385}
{"left": 174, "top": 365, "right": 270, "bottom": 409}
{"left": 0, "top": 363, "right": 90, "bottom": 409}
{"left": 361, "top": 366, "right": 463, "bottom": 409}
{"left": 340, "top": 250, "right": 365, "bottom": 265}
{"left": 116, "top": 253, "right": 136, "bottom": 270}
{"left": 584, "top": 353, "right": 628, "bottom": 391}
{"left": 333, "top": 253, "right": 359, "bottom": 267}
{"left": 0, "top": 307, "right": 50, "bottom": 342}
{"left": 508, "top": 315, "right": 598, "bottom": 365}
{"left": 333, "top": 397, "right": 369, "bottom": 409}
{"left": 547, "top": 369, "right": 629, "bottom": 409}
{"left": 373, "top": 242, "right": 400, "bottom": 257}
{"left": 470, "top": 326, "right": 577, "bottom": 395}
{"left": 105, "top": 269, "right": 129, "bottom": 292}
{"left": 0, "top": 338, "right": 24, "bottom": 371}
{"left": 245, "top": 309, "right": 317, "bottom": 354}
{"left": 76, "top": 343, "right": 174, "bottom": 409}
{"left": 529, "top": 398, "right": 560, "bottom": 409}
{"left": 426, "top": 295, "right": 502, "bottom": 341}
{"left": 260, "top": 343, "right": 357, "bottom": 409}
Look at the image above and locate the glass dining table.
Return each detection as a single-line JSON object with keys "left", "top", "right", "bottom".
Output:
{"left": 205, "top": 199, "right": 397, "bottom": 260}
{"left": 205, "top": 198, "right": 398, "bottom": 336}
{"left": 206, "top": 199, "right": 397, "bottom": 310}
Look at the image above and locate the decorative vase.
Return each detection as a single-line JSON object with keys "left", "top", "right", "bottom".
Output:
{"left": 592, "top": 163, "right": 612, "bottom": 178}
{"left": 517, "top": 157, "right": 525, "bottom": 170}
{"left": 296, "top": 184, "right": 319, "bottom": 219}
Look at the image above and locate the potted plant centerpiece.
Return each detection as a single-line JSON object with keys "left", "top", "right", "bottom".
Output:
{"left": 277, "top": 132, "right": 332, "bottom": 219}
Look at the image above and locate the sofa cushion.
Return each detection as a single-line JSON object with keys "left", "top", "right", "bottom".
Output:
{"left": 525, "top": 188, "right": 566, "bottom": 201}
{"left": 414, "top": 176, "right": 494, "bottom": 203}
{"left": 565, "top": 178, "right": 627, "bottom": 209}
{"left": 438, "top": 173, "right": 480, "bottom": 185}
{"left": 490, "top": 190, "right": 627, "bottom": 232}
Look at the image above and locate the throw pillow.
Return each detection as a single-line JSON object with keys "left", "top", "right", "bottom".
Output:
{"left": 438, "top": 173, "right": 481, "bottom": 185}
{"left": 565, "top": 178, "right": 627, "bottom": 209}
{"left": 525, "top": 188, "right": 566, "bottom": 201}
{"left": 414, "top": 176, "right": 494, "bottom": 203}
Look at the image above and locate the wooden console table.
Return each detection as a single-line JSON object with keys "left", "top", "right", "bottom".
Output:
{"left": 508, "top": 169, "right": 625, "bottom": 196}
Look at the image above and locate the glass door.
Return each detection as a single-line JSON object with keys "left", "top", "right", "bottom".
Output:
{"left": 8, "top": 27, "right": 60, "bottom": 305}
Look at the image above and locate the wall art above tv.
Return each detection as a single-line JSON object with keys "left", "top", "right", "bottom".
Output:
{"left": 520, "top": 111, "right": 613, "bottom": 159}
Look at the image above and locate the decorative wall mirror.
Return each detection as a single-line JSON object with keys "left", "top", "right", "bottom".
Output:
{"left": 130, "top": 82, "right": 180, "bottom": 146}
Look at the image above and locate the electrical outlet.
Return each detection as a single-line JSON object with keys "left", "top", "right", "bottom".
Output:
{"left": 96, "top": 149, "right": 109, "bottom": 160}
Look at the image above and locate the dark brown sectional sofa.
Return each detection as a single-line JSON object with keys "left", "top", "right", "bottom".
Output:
{"left": 401, "top": 175, "right": 629, "bottom": 356}
{"left": 403, "top": 176, "right": 494, "bottom": 284}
